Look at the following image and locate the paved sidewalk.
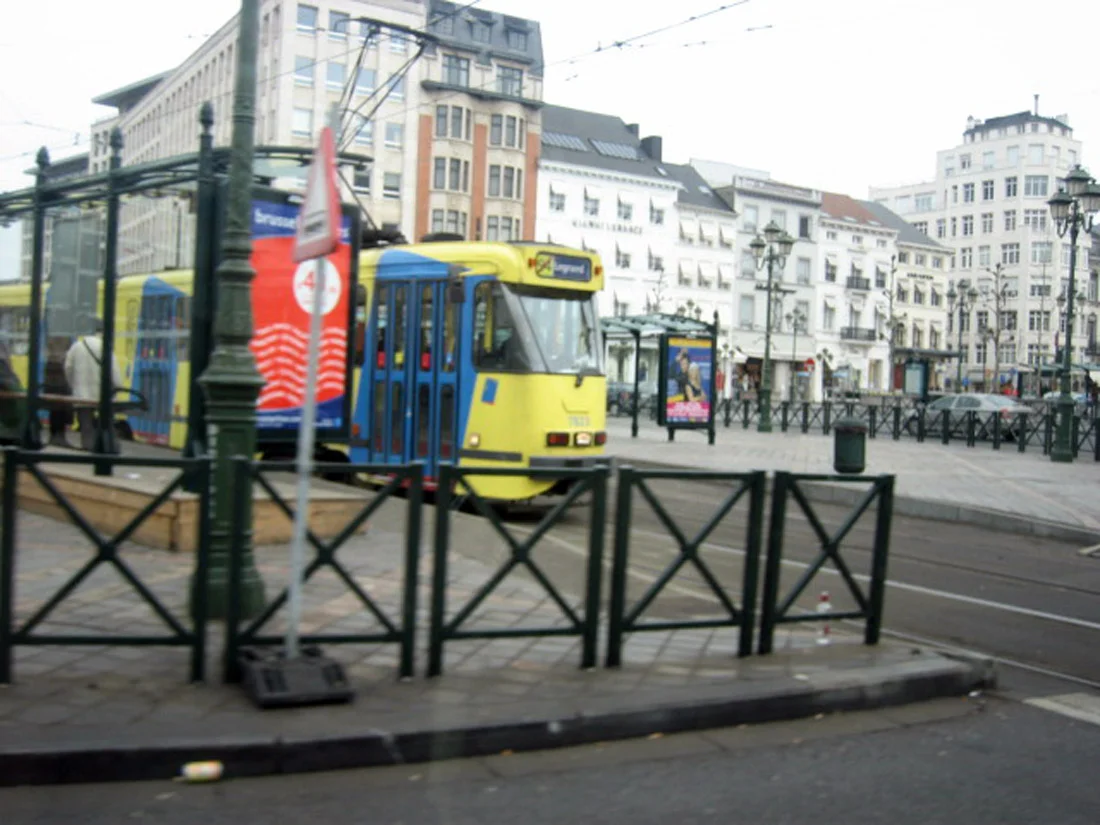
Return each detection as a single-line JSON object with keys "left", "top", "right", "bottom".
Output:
{"left": 605, "top": 418, "right": 1100, "bottom": 539}
{"left": 0, "top": 495, "right": 988, "bottom": 786}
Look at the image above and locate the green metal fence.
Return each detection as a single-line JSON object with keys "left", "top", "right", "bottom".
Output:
{"left": 606, "top": 467, "right": 766, "bottom": 666}
{"left": 428, "top": 464, "right": 608, "bottom": 677}
{"left": 222, "top": 458, "right": 422, "bottom": 682}
{"left": 0, "top": 448, "right": 212, "bottom": 684}
{"left": 758, "top": 471, "right": 895, "bottom": 654}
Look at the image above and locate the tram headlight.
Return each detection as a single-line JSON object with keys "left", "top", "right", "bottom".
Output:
{"left": 469, "top": 433, "right": 481, "bottom": 447}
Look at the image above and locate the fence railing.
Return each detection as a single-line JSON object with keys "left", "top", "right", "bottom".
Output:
{"left": 606, "top": 468, "right": 765, "bottom": 665}
{"left": 223, "top": 457, "right": 423, "bottom": 683}
{"left": 428, "top": 464, "right": 608, "bottom": 677}
{"left": 758, "top": 472, "right": 895, "bottom": 654}
{"left": 714, "top": 399, "right": 1096, "bottom": 459}
{"left": 3, "top": 454, "right": 901, "bottom": 686}
{"left": 0, "top": 448, "right": 213, "bottom": 684}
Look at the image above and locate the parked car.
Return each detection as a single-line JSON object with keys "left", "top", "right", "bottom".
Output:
{"left": 905, "top": 393, "right": 1032, "bottom": 441}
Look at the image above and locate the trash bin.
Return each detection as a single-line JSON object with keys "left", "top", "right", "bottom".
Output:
{"left": 833, "top": 415, "right": 866, "bottom": 474}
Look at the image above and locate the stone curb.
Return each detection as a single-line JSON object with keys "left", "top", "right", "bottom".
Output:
{"left": 0, "top": 653, "right": 990, "bottom": 787}
{"left": 613, "top": 458, "right": 1100, "bottom": 545}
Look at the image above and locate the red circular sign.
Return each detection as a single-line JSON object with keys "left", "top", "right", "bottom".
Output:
{"left": 804, "top": 358, "right": 816, "bottom": 371}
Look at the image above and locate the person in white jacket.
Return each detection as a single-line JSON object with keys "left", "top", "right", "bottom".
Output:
{"left": 64, "top": 320, "right": 123, "bottom": 451}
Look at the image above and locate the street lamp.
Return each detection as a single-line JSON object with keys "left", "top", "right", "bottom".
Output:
{"left": 785, "top": 306, "right": 807, "bottom": 403}
{"left": 1047, "top": 165, "right": 1100, "bottom": 462}
{"left": 750, "top": 221, "right": 795, "bottom": 432}
{"left": 946, "top": 279, "right": 980, "bottom": 391}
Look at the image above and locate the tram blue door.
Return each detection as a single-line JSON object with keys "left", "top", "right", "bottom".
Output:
{"left": 366, "top": 278, "right": 460, "bottom": 481}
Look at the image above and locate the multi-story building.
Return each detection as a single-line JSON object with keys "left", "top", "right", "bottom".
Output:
{"left": 860, "top": 200, "right": 951, "bottom": 391}
{"left": 709, "top": 170, "right": 822, "bottom": 401}
{"left": 534, "top": 106, "right": 737, "bottom": 381}
{"left": 870, "top": 106, "right": 1096, "bottom": 392}
{"left": 71, "top": 1, "right": 544, "bottom": 276}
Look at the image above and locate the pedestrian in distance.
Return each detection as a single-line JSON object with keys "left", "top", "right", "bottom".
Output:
{"left": 64, "top": 319, "right": 122, "bottom": 452}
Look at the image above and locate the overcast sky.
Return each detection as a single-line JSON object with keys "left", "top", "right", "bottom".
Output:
{"left": 1, "top": 0, "right": 1098, "bottom": 197}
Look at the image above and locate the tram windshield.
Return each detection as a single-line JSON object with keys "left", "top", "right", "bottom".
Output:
{"left": 472, "top": 282, "right": 604, "bottom": 376}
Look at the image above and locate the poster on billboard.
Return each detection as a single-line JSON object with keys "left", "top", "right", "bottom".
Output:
{"left": 659, "top": 335, "right": 715, "bottom": 428}
{"left": 239, "top": 189, "right": 359, "bottom": 442}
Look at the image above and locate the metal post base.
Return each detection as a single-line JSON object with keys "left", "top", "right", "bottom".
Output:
{"left": 238, "top": 646, "right": 354, "bottom": 709}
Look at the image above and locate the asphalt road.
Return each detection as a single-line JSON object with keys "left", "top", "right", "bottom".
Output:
{"left": 4, "top": 693, "right": 1098, "bottom": 824}
{"left": 492, "top": 474, "right": 1100, "bottom": 686}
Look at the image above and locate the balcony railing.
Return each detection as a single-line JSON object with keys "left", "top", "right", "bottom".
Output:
{"left": 840, "top": 326, "right": 877, "bottom": 342}
{"left": 846, "top": 276, "right": 871, "bottom": 291}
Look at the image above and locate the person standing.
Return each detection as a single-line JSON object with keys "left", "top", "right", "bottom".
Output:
{"left": 64, "top": 320, "right": 122, "bottom": 452}
{"left": 44, "top": 338, "right": 72, "bottom": 447}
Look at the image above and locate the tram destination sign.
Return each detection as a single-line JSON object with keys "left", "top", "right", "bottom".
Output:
{"left": 535, "top": 252, "right": 592, "bottom": 283}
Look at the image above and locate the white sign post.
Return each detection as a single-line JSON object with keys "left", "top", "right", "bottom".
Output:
{"left": 286, "top": 121, "right": 341, "bottom": 659}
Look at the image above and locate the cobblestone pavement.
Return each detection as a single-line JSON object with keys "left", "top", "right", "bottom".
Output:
{"left": 605, "top": 417, "right": 1100, "bottom": 533}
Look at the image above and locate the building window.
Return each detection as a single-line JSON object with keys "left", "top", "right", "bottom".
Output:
{"left": 584, "top": 194, "right": 599, "bottom": 216}
{"left": 1004, "top": 210, "right": 1017, "bottom": 231}
{"left": 450, "top": 106, "right": 465, "bottom": 139}
{"left": 915, "top": 193, "right": 934, "bottom": 212}
{"left": 352, "top": 170, "right": 370, "bottom": 192}
{"left": 1031, "top": 241, "right": 1052, "bottom": 264}
{"left": 353, "top": 118, "right": 373, "bottom": 145}
{"left": 449, "top": 158, "right": 462, "bottom": 191}
{"left": 960, "top": 248, "right": 972, "bottom": 268}
{"left": 981, "top": 212, "right": 993, "bottom": 234}
{"left": 935, "top": 219, "right": 945, "bottom": 238}
{"left": 852, "top": 234, "right": 863, "bottom": 246}
{"left": 433, "top": 158, "right": 446, "bottom": 189}
{"left": 488, "top": 165, "right": 501, "bottom": 197}
{"left": 435, "top": 105, "right": 448, "bottom": 138}
{"left": 1023, "top": 209, "right": 1047, "bottom": 231}
{"left": 618, "top": 200, "right": 633, "bottom": 221}
{"left": 297, "top": 4, "right": 318, "bottom": 32}
{"left": 978, "top": 245, "right": 991, "bottom": 267}
{"left": 490, "top": 114, "right": 502, "bottom": 146}
{"left": 383, "top": 172, "right": 401, "bottom": 200}
{"left": 823, "top": 304, "right": 835, "bottom": 331}
{"left": 1005, "top": 176, "right": 1018, "bottom": 198}
{"left": 962, "top": 215, "right": 974, "bottom": 236}
{"left": 739, "top": 296, "right": 755, "bottom": 328}
{"left": 442, "top": 54, "right": 470, "bottom": 87}
{"left": 982, "top": 180, "right": 994, "bottom": 200}
{"left": 329, "top": 10, "right": 349, "bottom": 37}
{"left": 650, "top": 204, "right": 664, "bottom": 225}
{"left": 742, "top": 205, "right": 758, "bottom": 232}
{"left": 292, "top": 107, "right": 313, "bottom": 136}
{"left": 505, "top": 116, "right": 519, "bottom": 147}
{"left": 797, "top": 215, "right": 812, "bottom": 239}
{"left": 498, "top": 66, "right": 523, "bottom": 97}
{"left": 386, "top": 75, "right": 406, "bottom": 100}
{"left": 796, "top": 257, "right": 811, "bottom": 284}
{"left": 431, "top": 209, "right": 444, "bottom": 233}
{"left": 390, "top": 32, "right": 408, "bottom": 53}
{"left": 740, "top": 250, "right": 756, "bottom": 279}
{"left": 615, "top": 248, "right": 631, "bottom": 268}
{"left": 294, "top": 56, "right": 313, "bottom": 85}
{"left": 506, "top": 28, "right": 528, "bottom": 50}
{"left": 356, "top": 67, "right": 376, "bottom": 92}
{"left": 326, "top": 62, "right": 345, "bottom": 88}
{"left": 549, "top": 192, "right": 565, "bottom": 212}
{"left": 1028, "top": 143, "right": 1044, "bottom": 163}
{"left": 960, "top": 154, "right": 972, "bottom": 170}
{"left": 648, "top": 251, "right": 664, "bottom": 272}
{"left": 445, "top": 210, "right": 466, "bottom": 236}
{"left": 962, "top": 183, "right": 975, "bottom": 202}
{"left": 1024, "top": 175, "right": 1048, "bottom": 197}
{"left": 384, "top": 122, "right": 403, "bottom": 148}
{"left": 982, "top": 152, "right": 994, "bottom": 170}
{"left": 874, "top": 266, "right": 886, "bottom": 288}
{"left": 1001, "top": 243, "right": 1020, "bottom": 265}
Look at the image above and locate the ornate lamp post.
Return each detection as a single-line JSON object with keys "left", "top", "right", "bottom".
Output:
{"left": 785, "top": 306, "right": 807, "bottom": 403}
{"left": 750, "top": 221, "right": 795, "bottom": 432}
{"left": 190, "top": 0, "right": 267, "bottom": 619}
{"left": 1047, "top": 165, "right": 1100, "bottom": 463}
{"left": 946, "top": 279, "right": 979, "bottom": 391}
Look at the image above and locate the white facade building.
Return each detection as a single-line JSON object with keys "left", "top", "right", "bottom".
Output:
{"left": 535, "top": 107, "right": 737, "bottom": 382}
{"left": 870, "top": 107, "right": 1096, "bottom": 393}
{"left": 709, "top": 172, "right": 822, "bottom": 402}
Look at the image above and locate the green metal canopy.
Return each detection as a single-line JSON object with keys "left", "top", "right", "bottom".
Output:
{"left": 601, "top": 312, "right": 716, "bottom": 338}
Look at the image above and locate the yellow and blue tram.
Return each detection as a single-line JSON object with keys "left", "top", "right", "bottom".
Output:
{"left": 0, "top": 240, "right": 608, "bottom": 501}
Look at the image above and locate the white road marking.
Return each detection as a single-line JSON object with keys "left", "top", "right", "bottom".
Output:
{"left": 1024, "top": 693, "right": 1100, "bottom": 727}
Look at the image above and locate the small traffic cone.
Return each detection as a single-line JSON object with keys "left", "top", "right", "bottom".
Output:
{"left": 816, "top": 590, "right": 831, "bottom": 645}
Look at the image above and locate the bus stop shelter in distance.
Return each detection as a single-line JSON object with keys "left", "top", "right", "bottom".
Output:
{"left": 601, "top": 312, "right": 719, "bottom": 445}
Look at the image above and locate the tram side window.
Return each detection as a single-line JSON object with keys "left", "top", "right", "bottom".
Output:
{"left": 442, "top": 295, "right": 457, "bottom": 373}
{"left": 392, "top": 287, "right": 407, "bottom": 367}
{"left": 471, "top": 281, "right": 530, "bottom": 372}
{"left": 0, "top": 307, "right": 30, "bottom": 356}
{"left": 375, "top": 289, "right": 388, "bottom": 367}
{"left": 419, "top": 286, "right": 432, "bottom": 370}
{"left": 176, "top": 296, "right": 191, "bottom": 362}
{"left": 354, "top": 284, "right": 367, "bottom": 367}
